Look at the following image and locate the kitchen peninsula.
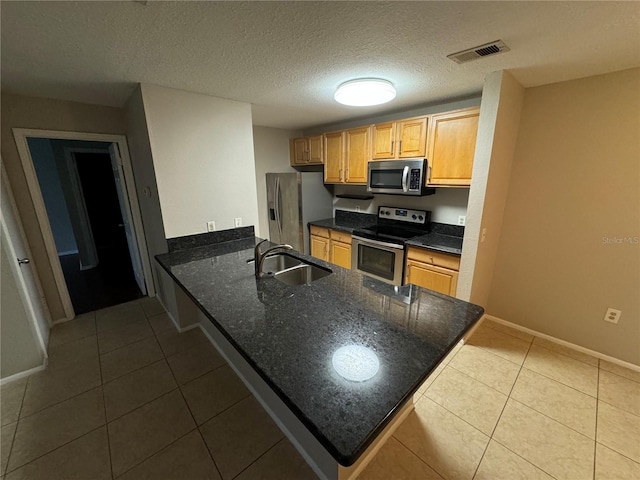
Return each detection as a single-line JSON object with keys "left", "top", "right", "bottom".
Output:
{"left": 156, "top": 229, "right": 483, "bottom": 479}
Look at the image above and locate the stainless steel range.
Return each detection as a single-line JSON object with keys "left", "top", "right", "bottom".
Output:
{"left": 352, "top": 206, "right": 430, "bottom": 285}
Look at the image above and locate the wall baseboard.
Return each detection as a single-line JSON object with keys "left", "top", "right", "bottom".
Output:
{"left": 0, "top": 360, "right": 48, "bottom": 386}
{"left": 484, "top": 314, "right": 640, "bottom": 372}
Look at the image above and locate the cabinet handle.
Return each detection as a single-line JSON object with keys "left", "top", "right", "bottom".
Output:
{"left": 345, "top": 168, "right": 349, "bottom": 179}
{"left": 399, "top": 140, "right": 403, "bottom": 154}
{"left": 390, "top": 140, "right": 394, "bottom": 154}
{"left": 339, "top": 170, "right": 343, "bottom": 181}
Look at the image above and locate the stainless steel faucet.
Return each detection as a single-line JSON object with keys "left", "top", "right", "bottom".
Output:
{"left": 254, "top": 239, "right": 293, "bottom": 277}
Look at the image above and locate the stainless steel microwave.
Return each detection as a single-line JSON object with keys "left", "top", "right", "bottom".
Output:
{"left": 367, "top": 159, "right": 435, "bottom": 196}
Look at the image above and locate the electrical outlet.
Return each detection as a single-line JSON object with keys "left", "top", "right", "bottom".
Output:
{"left": 234, "top": 217, "right": 242, "bottom": 227}
{"left": 481, "top": 228, "right": 487, "bottom": 243}
{"left": 458, "top": 215, "right": 466, "bottom": 226}
{"left": 604, "top": 308, "right": 621, "bottom": 324}
{"left": 207, "top": 221, "right": 216, "bottom": 232}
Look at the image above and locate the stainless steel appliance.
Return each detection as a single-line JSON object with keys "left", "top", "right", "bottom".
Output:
{"left": 367, "top": 159, "right": 435, "bottom": 196}
{"left": 352, "top": 206, "right": 430, "bottom": 285}
{"left": 266, "top": 172, "right": 333, "bottom": 254}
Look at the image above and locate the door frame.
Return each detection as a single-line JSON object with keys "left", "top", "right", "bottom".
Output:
{"left": 12, "top": 128, "right": 155, "bottom": 321}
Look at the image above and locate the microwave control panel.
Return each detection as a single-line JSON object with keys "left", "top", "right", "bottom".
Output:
{"left": 409, "top": 168, "right": 422, "bottom": 191}
{"left": 378, "top": 207, "right": 427, "bottom": 225}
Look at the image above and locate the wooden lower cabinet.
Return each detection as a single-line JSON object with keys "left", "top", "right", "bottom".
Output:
{"left": 330, "top": 241, "right": 351, "bottom": 269}
{"left": 310, "top": 226, "right": 352, "bottom": 269}
{"left": 405, "top": 246, "right": 460, "bottom": 296}
{"left": 310, "top": 235, "right": 329, "bottom": 261}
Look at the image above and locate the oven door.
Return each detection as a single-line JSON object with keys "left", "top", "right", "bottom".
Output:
{"left": 352, "top": 235, "right": 405, "bottom": 286}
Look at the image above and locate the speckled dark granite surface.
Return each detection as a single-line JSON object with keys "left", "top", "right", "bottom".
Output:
{"left": 156, "top": 237, "right": 483, "bottom": 465}
{"left": 309, "top": 209, "right": 377, "bottom": 233}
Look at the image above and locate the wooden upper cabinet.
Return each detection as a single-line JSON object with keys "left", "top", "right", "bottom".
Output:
{"left": 372, "top": 122, "right": 395, "bottom": 159}
{"left": 324, "top": 131, "right": 344, "bottom": 183}
{"left": 427, "top": 106, "right": 480, "bottom": 186}
{"left": 397, "top": 117, "right": 428, "bottom": 158}
{"left": 308, "top": 135, "right": 323, "bottom": 164}
{"left": 289, "top": 135, "right": 323, "bottom": 166}
{"left": 345, "top": 126, "right": 370, "bottom": 184}
{"left": 290, "top": 137, "right": 308, "bottom": 165}
{"left": 371, "top": 116, "right": 427, "bottom": 159}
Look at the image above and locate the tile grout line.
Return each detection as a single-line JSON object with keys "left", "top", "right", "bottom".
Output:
{"left": 3, "top": 425, "right": 108, "bottom": 476}
{"left": 95, "top": 333, "right": 115, "bottom": 480}
{"left": 150, "top": 309, "right": 226, "bottom": 480}
{"left": 488, "top": 438, "right": 561, "bottom": 480}
{"left": 230, "top": 436, "right": 286, "bottom": 480}
{"left": 3, "top": 375, "right": 30, "bottom": 476}
{"left": 470, "top": 334, "right": 535, "bottom": 480}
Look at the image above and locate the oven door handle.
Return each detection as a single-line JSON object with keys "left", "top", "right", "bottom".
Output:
{"left": 401, "top": 166, "right": 409, "bottom": 192}
{"left": 352, "top": 235, "right": 405, "bottom": 251}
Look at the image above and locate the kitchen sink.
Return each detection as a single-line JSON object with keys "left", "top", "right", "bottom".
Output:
{"left": 258, "top": 252, "right": 304, "bottom": 274}
{"left": 274, "top": 263, "right": 332, "bottom": 286}
{"left": 247, "top": 252, "right": 332, "bottom": 285}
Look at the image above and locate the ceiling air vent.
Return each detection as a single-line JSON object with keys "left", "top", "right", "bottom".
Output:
{"left": 447, "top": 40, "right": 510, "bottom": 64}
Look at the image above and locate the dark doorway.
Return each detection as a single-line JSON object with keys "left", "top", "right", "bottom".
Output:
{"left": 59, "top": 151, "right": 142, "bottom": 314}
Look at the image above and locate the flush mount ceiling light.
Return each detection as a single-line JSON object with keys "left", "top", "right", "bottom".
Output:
{"left": 334, "top": 78, "right": 396, "bottom": 107}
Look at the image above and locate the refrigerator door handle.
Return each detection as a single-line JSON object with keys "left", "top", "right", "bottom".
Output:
{"left": 274, "top": 177, "right": 283, "bottom": 239}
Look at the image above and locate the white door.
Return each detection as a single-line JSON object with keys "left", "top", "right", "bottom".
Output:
{"left": 109, "top": 144, "right": 147, "bottom": 295}
{"left": 1, "top": 165, "right": 50, "bottom": 356}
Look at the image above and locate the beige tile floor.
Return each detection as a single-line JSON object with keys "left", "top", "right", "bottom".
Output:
{"left": 1, "top": 299, "right": 638, "bottom": 479}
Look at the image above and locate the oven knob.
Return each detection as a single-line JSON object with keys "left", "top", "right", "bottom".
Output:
{"left": 385, "top": 211, "right": 390, "bottom": 215}
{"left": 412, "top": 214, "right": 417, "bottom": 220}
{"left": 418, "top": 215, "right": 424, "bottom": 220}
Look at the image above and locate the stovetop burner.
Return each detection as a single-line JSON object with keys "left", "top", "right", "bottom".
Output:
{"left": 352, "top": 206, "right": 431, "bottom": 245}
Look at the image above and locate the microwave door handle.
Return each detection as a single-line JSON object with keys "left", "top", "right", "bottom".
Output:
{"left": 402, "top": 166, "right": 409, "bottom": 192}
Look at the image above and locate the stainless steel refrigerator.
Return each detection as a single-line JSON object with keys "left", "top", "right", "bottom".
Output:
{"left": 266, "top": 172, "right": 333, "bottom": 254}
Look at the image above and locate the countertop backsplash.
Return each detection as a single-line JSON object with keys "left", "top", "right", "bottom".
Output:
{"left": 332, "top": 184, "right": 469, "bottom": 226}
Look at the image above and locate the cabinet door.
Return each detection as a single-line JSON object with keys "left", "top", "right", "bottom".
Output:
{"left": 308, "top": 135, "right": 323, "bottom": 164}
{"left": 405, "top": 260, "right": 458, "bottom": 296}
{"left": 330, "top": 240, "right": 352, "bottom": 269}
{"left": 345, "top": 126, "right": 370, "bottom": 184}
{"left": 290, "top": 137, "right": 308, "bottom": 165}
{"left": 397, "top": 117, "right": 428, "bottom": 158}
{"left": 371, "top": 122, "right": 395, "bottom": 159}
{"left": 324, "top": 131, "right": 344, "bottom": 183}
{"left": 427, "top": 107, "right": 480, "bottom": 186}
{"left": 310, "top": 235, "right": 329, "bottom": 261}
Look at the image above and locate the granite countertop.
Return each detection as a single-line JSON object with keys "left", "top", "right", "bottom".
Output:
{"left": 309, "top": 210, "right": 465, "bottom": 255}
{"left": 156, "top": 237, "right": 483, "bottom": 466}
{"left": 309, "top": 210, "right": 377, "bottom": 234}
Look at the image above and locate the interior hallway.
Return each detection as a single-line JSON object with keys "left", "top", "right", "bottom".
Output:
{"left": 0, "top": 298, "right": 638, "bottom": 479}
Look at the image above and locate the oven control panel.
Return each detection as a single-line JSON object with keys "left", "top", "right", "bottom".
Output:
{"left": 378, "top": 207, "right": 428, "bottom": 225}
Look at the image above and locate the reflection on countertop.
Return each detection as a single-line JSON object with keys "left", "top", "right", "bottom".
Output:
{"left": 156, "top": 236, "right": 482, "bottom": 465}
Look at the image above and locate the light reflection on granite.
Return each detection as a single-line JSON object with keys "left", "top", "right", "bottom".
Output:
{"left": 156, "top": 238, "right": 483, "bottom": 465}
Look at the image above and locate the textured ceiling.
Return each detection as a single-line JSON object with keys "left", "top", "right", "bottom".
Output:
{"left": 1, "top": 1, "right": 639, "bottom": 129}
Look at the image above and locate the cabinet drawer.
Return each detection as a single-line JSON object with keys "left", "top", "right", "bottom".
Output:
{"left": 406, "top": 246, "right": 460, "bottom": 271}
{"left": 330, "top": 229, "right": 352, "bottom": 244}
{"left": 310, "top": 225, "right": 330, "bottom": 238}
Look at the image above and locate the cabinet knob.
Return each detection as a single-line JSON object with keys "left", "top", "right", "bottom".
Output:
{"left": 17, "top": 257, "right": 30, "bottom": 265}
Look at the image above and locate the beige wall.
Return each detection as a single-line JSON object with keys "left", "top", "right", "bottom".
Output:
{"left": 140, "top": 84, "right": 259, "bottom": 238}
{"left": 458, "top": 71, "right": 525, "bottom": 303}
{"left": 124, "top": 87, "right": 168, "bottom": 297}
{"left": 252, "top": 125, "right": 301, "bottom": 239}
{"left": 487, "top": 68, "right": 640, "bottom": 365}
{"left": 1, "top": 93, "right": 126, "bottom": 321}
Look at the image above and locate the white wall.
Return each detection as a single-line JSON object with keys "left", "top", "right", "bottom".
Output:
{"left": 333, "top": 185, "right": 469, "bottom": 225}
{"left": 140, "top": 84, "right": 259, "bottom": 238}
{"left": 252, "top": 125, "right": 301, "bottom": 238}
